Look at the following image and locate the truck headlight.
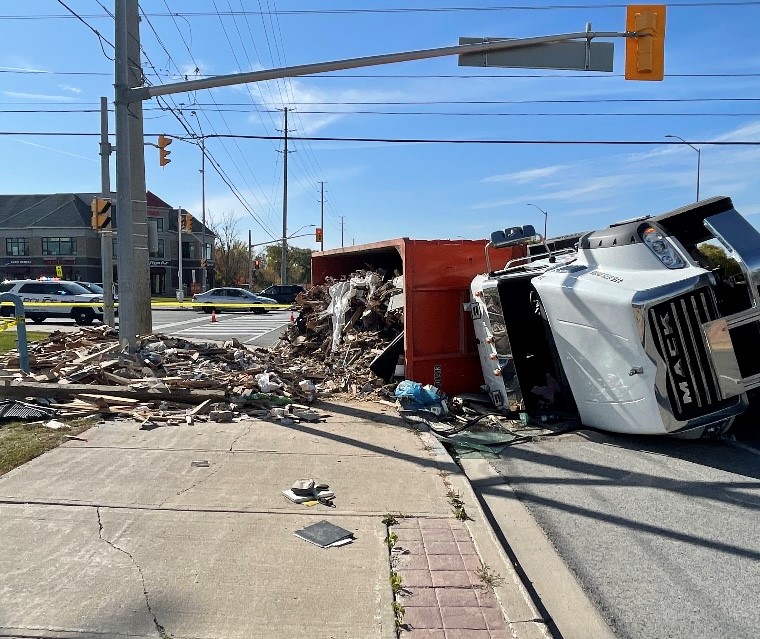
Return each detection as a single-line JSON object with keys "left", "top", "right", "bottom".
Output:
{"left": 641, "top": 226, "right": 685, "bottom": 269}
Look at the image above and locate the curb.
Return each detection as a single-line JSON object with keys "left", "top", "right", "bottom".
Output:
{"left": 417, "top": 430, "right": 551, "bottom": 639}
{"left": 457, "top": 457, "right": 616, "bottom": 639}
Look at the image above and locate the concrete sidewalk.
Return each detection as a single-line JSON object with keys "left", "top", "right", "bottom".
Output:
{"left": 0, "top": 401, "right": 547, "bottom": 639}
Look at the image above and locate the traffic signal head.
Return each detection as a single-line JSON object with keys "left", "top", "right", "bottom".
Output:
{"left": 253, "top": 258, "right": 261, "bottom": 270}
{"left": 158, "top": 134, "right": 172, "bottom": 166}
{"left": 182, "top": 214, "right": 193, "bottom": 232}
{"left": 315, "top": 227, "right": 323, "bottom": 243}
{"left": 625, "top": 5, "right": 666, "bottom": 81}
{"left": 90, "top": 197, "right": 111, "bottom": 230}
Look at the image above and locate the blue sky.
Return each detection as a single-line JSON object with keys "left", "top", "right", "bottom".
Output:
{"left": 1, "top": 1, "right": 759, "bottom": 251}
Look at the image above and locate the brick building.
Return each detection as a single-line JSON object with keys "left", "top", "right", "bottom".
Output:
{"left": 0, "top": 191, "right": 215, "bottom": 295}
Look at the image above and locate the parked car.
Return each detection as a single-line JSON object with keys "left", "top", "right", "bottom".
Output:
{"left": 191, "top": 287, "right": 278, "bottom": 314}
{"left": 76, "top": 281, "right": 119, "bottom": 300}
{"left": 259, "top": 284, "right": 306, "bottom": 305}
{"left": 0, "top": 279, "right": 104, "bottom": 325}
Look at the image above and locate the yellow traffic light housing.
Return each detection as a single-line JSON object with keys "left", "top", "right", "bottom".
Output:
{"left": 182, "top": 214, "right": 193, "bottom": 232}
{"left": 158, "top": 134, "right": 172, "bottom": 166}
{"left": 625, "top": 5, "right": 666, "bottom": 81}
{"left": 90, "top": 197, "right": 111, "bottom": 230}
{"left": 315, "top": 227, "right": 323, "bottom": 243}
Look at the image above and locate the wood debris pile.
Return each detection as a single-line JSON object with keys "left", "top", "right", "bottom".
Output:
{"left": 0, "top": 325, "right": 326, "bottom": 426}
{"left": 271, "top": 271, "right": 405, "bottom": 399}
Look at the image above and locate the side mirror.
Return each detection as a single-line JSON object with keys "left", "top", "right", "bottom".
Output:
{"left": 490, "top": 225, "right": 538, "bottom": 248}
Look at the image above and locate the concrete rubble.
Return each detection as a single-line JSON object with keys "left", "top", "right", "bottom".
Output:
{"left": 0, "top": 325, "right": 329, "bottom": 427}
{"left": 273, "top": 270, "right": 404, "bottom": 399}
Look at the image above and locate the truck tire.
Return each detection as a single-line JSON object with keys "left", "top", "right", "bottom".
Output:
{"left": 29, "top": 314, "right": 46, "bottom": 324}
{"left": 72, "top": 308, "right": 95, "bottom": 326}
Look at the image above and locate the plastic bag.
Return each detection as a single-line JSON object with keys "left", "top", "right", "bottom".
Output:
{"left": 394, "top": 380, "right": 448, "bottom": 415}
{"left": 256, "top": 372, "right": 281, "bottom": 393}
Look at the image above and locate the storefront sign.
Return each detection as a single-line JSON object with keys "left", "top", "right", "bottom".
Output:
{"left": 149, "top": 259, "right": 170, "bottom": 266}
{"left": 4, "top": 258, "right": 31, "bottom": 265}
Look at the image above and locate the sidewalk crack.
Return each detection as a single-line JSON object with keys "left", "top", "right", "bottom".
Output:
{"left": 96, "top": 507, "right": 169, "bottom": 638}
{"left": 229, "top": 422, "right": 253, "bottom": 452}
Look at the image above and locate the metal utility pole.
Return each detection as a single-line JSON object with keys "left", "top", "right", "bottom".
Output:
{"left": 319, "top": 181, "right": 325, "bottom": 252}
{"left": 340, "top": 216, "right": 345, "bottom": 248}
{"left": 115, "top": 0, "right": 151, "bottom": 351}
{"left": 665, "top": 134, "right": 701, "bottom": 202}
{"left": 114, "top": 11, "right": 644, "bottom": 354}
{"left": 248, "top": 229, "right": 253, "bottom": 291}
{"left": 200, "top": 136, "right": 207, "bottom": 290}
{"left": 99, "top": 96, "right": 115, "bottom": 327}
{"left": 280, "top": 107, "right": 289, "bottom": 285}
{"left": 177, "top": 208, "right": 184, "bottom": 300}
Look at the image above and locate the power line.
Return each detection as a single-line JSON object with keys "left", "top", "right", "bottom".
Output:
{"left": 7, "top": 3, "right": 760, "bottom": 20}
{"left": 4, "top": 132, "right": 760, "bottom": 146}
{"left": 54, "top": 0, "right": 114, "bottom": 60}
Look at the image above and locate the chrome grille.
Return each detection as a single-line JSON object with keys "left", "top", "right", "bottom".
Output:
{"left": 649, "top": 288, "right": 731, "bottom": 420}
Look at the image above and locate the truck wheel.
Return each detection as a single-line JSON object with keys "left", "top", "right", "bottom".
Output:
{"left": 29, "top": 314, "right": 45, "bottom": 324}
{"left": 202, "top": 306, "right": 212, "bottom": 314}
{"left": 72, "top": 309, "right": 95, "bottom": 326}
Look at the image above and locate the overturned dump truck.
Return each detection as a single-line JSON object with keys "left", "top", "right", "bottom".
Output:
{"left": 471, "top": 196, "right": 760, "bottom": 437}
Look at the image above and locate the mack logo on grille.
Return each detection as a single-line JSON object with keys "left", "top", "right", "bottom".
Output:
{"left": 658, "top": 311, "right": 693, "bottom": 405}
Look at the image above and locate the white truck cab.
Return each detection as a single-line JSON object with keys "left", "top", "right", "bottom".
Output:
{"left": 471, "top": 196, "right": 760, "bottom": 437}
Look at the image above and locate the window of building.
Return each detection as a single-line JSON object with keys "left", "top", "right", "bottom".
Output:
{"left": 204, "top": 243, "right": 213, "bottom": 260}
{"left": 6, "top": 238, "right": 29, "bottom": 256}
{"left": 42, "top": 237, "right": 76, "bottom": 256}
{"left": 156, "top": 217, "right": 164, "bottom": 232}
{"left": 156, "top": 239, "right": 165, "bottom": 258}
{"left": 112, "top": 237, "right": 117, "bottom": 258}
{"left": 182, "top": 242, "right": 198, "bottom": 259}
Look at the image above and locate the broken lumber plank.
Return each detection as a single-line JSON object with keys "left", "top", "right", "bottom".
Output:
{"left": 0, "top": 381, "right": 227, "bottom": 404}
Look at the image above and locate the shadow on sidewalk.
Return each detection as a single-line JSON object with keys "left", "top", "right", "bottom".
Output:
{"left": 278, "top": 400, "right": 442, "bottom": 471}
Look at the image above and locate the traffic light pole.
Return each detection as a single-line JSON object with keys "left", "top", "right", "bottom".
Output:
{"left": 248, "top": 229, "right": 253, "bottom": 292}
{"left": 116, "top": 5, "right": 655, "bottom": 353}
{"left": 99, "top": 96, "right": 115, "bottom": 327}
{"left": 177, "top": 208, "right": 184, "bottom": 301}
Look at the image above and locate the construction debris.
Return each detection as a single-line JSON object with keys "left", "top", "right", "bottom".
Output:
{"left": 0, "top": 270, "right": 407, "bottom": 425}
{"left": 0, "top": 325, "right": 328, "bottom": 425}
{"left": 272, "top": 270, "right": 404, "bottom": 400}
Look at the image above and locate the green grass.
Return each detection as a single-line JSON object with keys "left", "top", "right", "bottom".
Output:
{"left": 0, "top": 331, "right": 47, "bottom": 354}
{"left": 0, "top": 419, "right": 95, "bottom": 476}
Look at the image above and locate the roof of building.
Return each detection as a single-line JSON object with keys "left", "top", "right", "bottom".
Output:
{"left": 0, "top": 191, "right": 215, "bottom": 236}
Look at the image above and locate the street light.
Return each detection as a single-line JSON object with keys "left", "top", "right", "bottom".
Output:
{"left": 526, "top": 203, "right": 548, "bottom": 238}
{"left": 665, "top": 134, "right": 701, "bottom": 202}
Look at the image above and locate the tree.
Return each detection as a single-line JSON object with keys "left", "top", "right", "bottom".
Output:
{"left": 698, "top": 243, "right": 742, "bottom": 277}
{"left": 210, "top": 211, "right": 249, "bottom": 287}
{"left": 262, "top": 244, "right": 312, "bottom": 286}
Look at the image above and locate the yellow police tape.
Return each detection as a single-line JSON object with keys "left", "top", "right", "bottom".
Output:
{"left": 0, "top": 316, "right": 24, "bottom": 331}
{"left": 0, "top": 301, "right": 291, "bottom": 309}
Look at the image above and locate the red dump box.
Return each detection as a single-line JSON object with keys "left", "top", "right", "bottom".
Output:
{"left": 311, "top": 238, "right": 521, "bottom": 396}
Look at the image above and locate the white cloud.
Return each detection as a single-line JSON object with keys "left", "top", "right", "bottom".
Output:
{"left": 481, "top": 165, "right": 565, "bottom": 184}
{"left": 57, "top": 84, "right": 81, "bottom": 94}
{"left": 14, "top": 139, "right": 97, "bottom": 163}
{"left": 2, "top": 91, "right": 79, "bottom": 102}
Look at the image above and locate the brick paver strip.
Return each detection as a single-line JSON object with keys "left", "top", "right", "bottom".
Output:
{"left": 394, "top": 518, "right": 509, "bottom": 637}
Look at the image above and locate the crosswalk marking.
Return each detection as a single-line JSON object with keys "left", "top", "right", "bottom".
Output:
{"left": 162, "top": 311, "right": 291, "bottom": 343}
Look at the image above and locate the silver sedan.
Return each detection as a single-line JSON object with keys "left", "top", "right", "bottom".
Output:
{"left": 191, "top": 287, "right": 279, "bottom": 314}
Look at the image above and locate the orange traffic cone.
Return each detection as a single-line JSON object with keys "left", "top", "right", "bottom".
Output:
{"left": 290, "top": 311, "right": 295, "bottom": 323}
{"left": 211, "top": 309, "right": 217, "bottom": 323}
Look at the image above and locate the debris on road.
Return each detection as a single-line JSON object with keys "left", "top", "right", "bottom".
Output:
{"left": 273, "top": 270, "right": 405, "bottom": 400}
{"left": 0, "top": 325, "right": 329, "bottom": 426}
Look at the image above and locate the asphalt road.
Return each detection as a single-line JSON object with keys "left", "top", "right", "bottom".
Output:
{"left": 485, "top": 429, "right": 760, "bottom": 639}
{"left": 22, "top": 308, "right": 292, "bottom": 349}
